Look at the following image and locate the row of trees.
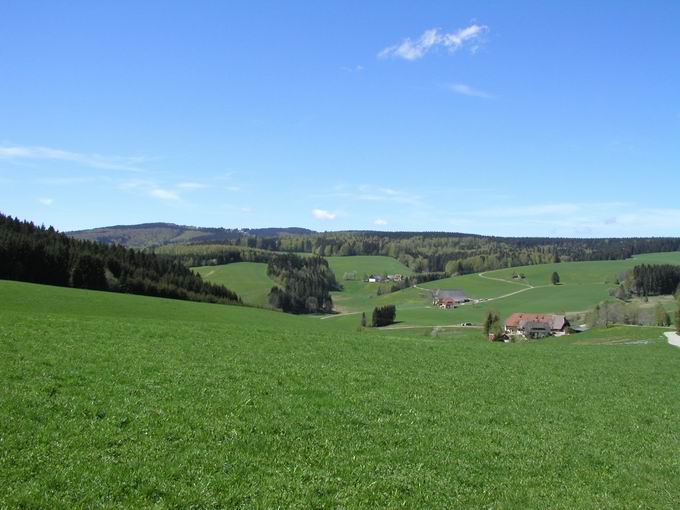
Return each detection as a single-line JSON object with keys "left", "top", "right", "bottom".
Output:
{"left": 587, "top": 300, "right": 673, "bottom": 328}
{"left": 266, "top": 254, "right": 339, "bottom": 314}
{"left": 0, "top": 213, "right": 241, "bottom": 305}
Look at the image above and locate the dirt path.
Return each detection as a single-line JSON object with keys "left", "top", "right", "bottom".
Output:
{"left": 664, "top": 331, "right": 680, "bottom": 348}
{"left": 478, "top": 271, "right": 533, "bottom": 288}
{"left": 381, "top": 324, "right": 482, "bottom": 331}
{"left": 320, "top": 311, "right": 362, "bottom": 320}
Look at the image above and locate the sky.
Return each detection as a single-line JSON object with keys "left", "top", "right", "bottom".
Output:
{"left": 1, "top": 0, "right": 679, "bottom": 236}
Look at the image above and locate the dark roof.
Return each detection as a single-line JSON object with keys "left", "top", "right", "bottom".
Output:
{"left": 432, "top": 289, "right": 469, "bottom": 301}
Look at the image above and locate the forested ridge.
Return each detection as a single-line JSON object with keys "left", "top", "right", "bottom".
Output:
{"left": 0, "top": 213, "right": 240, "bottom": 305}
{"left": 154, "top": 231, "right": 680, "bottom": 275}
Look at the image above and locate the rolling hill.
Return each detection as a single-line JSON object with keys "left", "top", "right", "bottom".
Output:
{"left": 68, "top": 223, "right": 315, "bottom": 249}
{"left": 2, "top": 279, "right": 680, "bottom": 507}
{"left": 193, "top": 262, "right": 275, "bottom": 307}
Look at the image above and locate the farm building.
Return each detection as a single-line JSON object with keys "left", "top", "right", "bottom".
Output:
{"left": 367, "top": 274, "right": 385, "bottom": 283}
{"left": 504, "top": 313, "right": 570, "bottom": 337}
{"left": 432, "top": 289, "right": 469, "bottom": 309}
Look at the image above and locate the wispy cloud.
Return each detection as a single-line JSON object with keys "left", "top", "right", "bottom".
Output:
{"left": 0, "top": 145, "right": 148, "bottom": 172}
{"left": 374, "top": 218, "right": 388, "bottom": 226}
{"left": 176, "top": 181, "right": 207, "bottom": 190}
{"left": 312, "top": 208, "right": 337, "bottom": 220}
{"left": 38, "top": 197, "right": 54, "bottom": 206}
{"left": 449, "top": 83, "right": 494, "bottom": 99}
{"left": 379, "top": 24, "right": 488, "bottom": 61}
{"left": 149, "top": 188, "right": 180, "bottom": 201}
{"left": 314, "top": 185, "right": 424, "bottom": 207}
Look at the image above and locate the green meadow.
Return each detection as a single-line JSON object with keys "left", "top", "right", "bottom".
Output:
{"left": 193, "top": 262, "right": 275, "bottom": 307}
{"left": 2, "top": 280, "right": 680, "bottom": 508}
{"left": 196, "top": 252, "right": 680, "bottom": 328}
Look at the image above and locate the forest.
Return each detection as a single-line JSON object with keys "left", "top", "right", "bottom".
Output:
{"left": 153, "top": 231, "right": 680, "bottom": 275}
{"left": 266, "top": 253, "right": 339, "bottom": 314}
{"left": 0, "top": 213, "right": 240, "bottom": 305}
{"left": 629, "top": 264, "right": 680, "bottom": 296}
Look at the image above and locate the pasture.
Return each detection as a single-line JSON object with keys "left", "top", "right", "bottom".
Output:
{"left": 195, "top": 252, "right": 680, "bottom": 328}
{"left": 193, "top": 262, "right": 274, "bottom": 306}
{"left": 2, "top": 280, "right": 680, "bottom": 508}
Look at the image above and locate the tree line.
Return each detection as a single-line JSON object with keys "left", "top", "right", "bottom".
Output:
{"left": 151, "top": 232, "right": 680, "bottom": 275}
{"left": 0, "top": 213, "right": 241, "bottom": 305}
{"left": 266, "top": 253, "right": 339, "bottom": 314}
{"left": 629, "top": 264, "right": 680, "bottom": 296}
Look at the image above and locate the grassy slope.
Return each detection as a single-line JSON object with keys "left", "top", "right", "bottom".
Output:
{"left": 194, "top": 262, "right": 275, "bottom": 306}
{"left": 325, "top": 256, "right": 413, "bottom": 312}
{"left": 2, "top": 281, "right": 680, "bottom": 507}
{"left": 351, "top": 253, "right": 680, "bottom": 327}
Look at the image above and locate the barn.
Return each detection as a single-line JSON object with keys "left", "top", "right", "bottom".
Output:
{"left": 432, "top": 289, "right": 469, "bottom": 309}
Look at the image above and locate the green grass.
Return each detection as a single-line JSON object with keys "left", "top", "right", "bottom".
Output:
{"left": 2, "top": 280, "right": 680, "bottom": 507}
{"left": 325, "top": 253, "right": 680, "bottom": 328}
{"left": 325, "top": 256, "right": 413, "bottom": 312}
{"left": 193, "top": 262, "right": 275, "bottom": 306}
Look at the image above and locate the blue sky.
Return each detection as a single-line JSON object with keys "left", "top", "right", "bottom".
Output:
{"left": 1, "top": 1, "right": 678, "bottom": 236}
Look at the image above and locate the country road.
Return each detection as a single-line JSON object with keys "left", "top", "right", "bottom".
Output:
{"left": 664, "top": 331, "right": 680, "bottom": 348}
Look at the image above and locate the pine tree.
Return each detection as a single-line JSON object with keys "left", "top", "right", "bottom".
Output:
{"left": 551, "top": 272, "right": 560, "bottom": 285}
{"left": 361, "top": 312, "right": 367, "bottom": 328}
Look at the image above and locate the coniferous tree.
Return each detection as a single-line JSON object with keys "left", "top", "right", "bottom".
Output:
{"left": 551, "top": 272, "right": 560, "bottom": 285}
{"left": 372, "top": 305, "right": 396, "bottom": 327}
{"left": 0, "top": 213, "right": 240, "bottom": 305}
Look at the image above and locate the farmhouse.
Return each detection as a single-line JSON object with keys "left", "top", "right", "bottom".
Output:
{"left": 504, "top": 313, "right": 570, "bottom": 337}
{"left": 367, "top": 274, "right": 385, "bottom": 283}
{"left": 432, "top": 289, "right": 469, "bottom": 309}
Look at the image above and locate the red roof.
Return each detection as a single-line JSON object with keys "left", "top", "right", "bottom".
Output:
{"left": 505, "top": 313, "right": 567, "bottom": 330}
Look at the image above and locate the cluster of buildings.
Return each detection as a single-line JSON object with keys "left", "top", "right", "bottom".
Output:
{"left": 367, "top": 274, "right": 403, "bottom": 283}
{"left": 503, "top": 313, "right": 570, "bottom": 339}
{"left": 429, "top": 288, "right": 573, "bottom": 340}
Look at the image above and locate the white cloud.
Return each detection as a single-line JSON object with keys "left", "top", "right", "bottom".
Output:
{"left": 449, "top": 83, "right": 494, "bottom": 99}
{"left": 374, "top": 218, "right": 388, "bottom": 226}
{"left": 312, "top": 208, "right": 337, "bottom": 220}
{"left": 38, "top": 197, "right": 54, "bottom": 206}
{"left": 379, "top": 24, "right": 488, "bottom": 61}
{"left": 0, "top": 145, "right": 147, "bottom": 172}
{"left": 150, "top": 188, "right": 180, "bottom": 201}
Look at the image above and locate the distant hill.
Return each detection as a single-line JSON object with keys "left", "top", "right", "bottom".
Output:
{"left": 67, "top": 223, "right": 315, "bottom": 249}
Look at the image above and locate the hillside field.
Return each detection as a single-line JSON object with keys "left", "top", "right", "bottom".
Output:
{"left": 341, "top": 252, "right": 680, "bottom": 328}
{"left": 1, "top": 280, "right": 680, "bottom": 507}
{"left": 193, "top": 262, "right": 274, "bottom": 307}
{"left": 196, "top": 252, "right": 680, "bottom": 328}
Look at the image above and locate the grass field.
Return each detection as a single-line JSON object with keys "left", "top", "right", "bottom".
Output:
{"left": 193, "top": 262, "right": 274, "bottom": 306}
{"left": 195, "top": 252, "right": 680, "bottom": 328}
{"left": 2, "top": 280, "right": 680, "bottom": 507}
{"left": 328, "top": 252, "right": 680, "bottom": 328}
